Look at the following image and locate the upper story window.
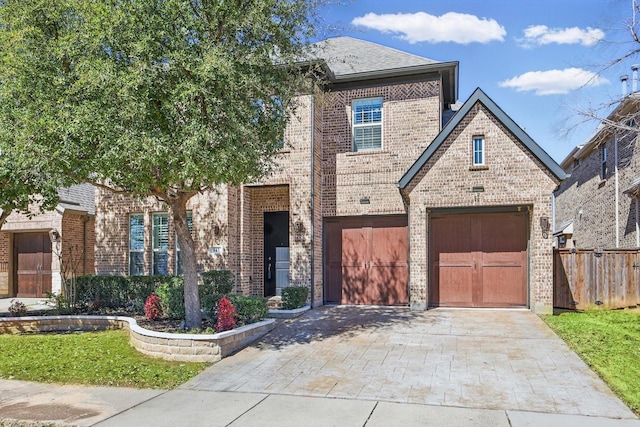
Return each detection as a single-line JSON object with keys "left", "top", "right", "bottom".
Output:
{"left": 601, "top": 145, "right": 608, "bottom": 179}
{"left": 152, "top": 213, "right": 169, "bottom": 275}
{"left": 472, "top": 136, "right": 485, "bottom": 166}
{"left": 129, "top": 214, "right": 145, "bottom": 276}
{"left": 352, "top": 98, "right": 382, "bottom": 151}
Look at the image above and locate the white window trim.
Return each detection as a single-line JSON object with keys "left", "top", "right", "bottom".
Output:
{"left": 352, "top": 97, "right": 383, "bottom": 152}
{"left": 472, "top": 136, "right": 485, "bottom": 166}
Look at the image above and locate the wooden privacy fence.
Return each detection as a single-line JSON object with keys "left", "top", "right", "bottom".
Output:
{"left": 554, "top": 249, "right": 640, "bottom": 310}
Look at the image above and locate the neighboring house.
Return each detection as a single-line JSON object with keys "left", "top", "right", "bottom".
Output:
{"left": 0, "top": 184, "right": 95, "bottom": 298}
{"left": 554, "top": 79, "right": 640, "bottom": 250}
{"left": 94, "top": 36, "right": 564, "bottom": 313}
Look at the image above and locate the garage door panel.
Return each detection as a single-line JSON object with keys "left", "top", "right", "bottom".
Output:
{"left": 342, "top": 266, "right": 367, "bottom": 304}
{"left": 482, "top": 266, "right": 526, "bottom": 306}
{"left": 342, "top": 228, "right": 368, "bottom": 267}
{"left": 438, "top": 265, "right": 473, "bottom": 305}
{"left": 371, "top": 226, "right": 408, "bottom": 265}
{"left": 368, "top": 265, "right": 408, "bottom": 305}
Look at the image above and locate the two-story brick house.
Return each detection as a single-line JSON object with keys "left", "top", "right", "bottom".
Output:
{"left": 554, "top": 79, "right": 640, "bottom": 251}
{"left": 94, "top": 37, "right": 564, "bottom": 313}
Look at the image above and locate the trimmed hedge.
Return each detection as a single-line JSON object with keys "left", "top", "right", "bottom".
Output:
{"left": 201, "top": 270, "right": 234, "bottom": 295}
{"left": 281, "top": 286, "right": 309, "bottom": 310}
{"left": 229, "top": 295, "right": 269, "bottom": 326}
{"left": 75, "top": 275, "right": 168, "bottom": 313}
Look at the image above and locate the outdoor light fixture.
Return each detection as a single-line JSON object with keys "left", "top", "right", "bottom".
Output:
{"left": 294, "top": 219, "right": 305, "bottom": 233}
{"left": 48, "top": 229, "right": 60, "bottom": 243}
{"left": 212, "top": 225, "right": 221, "bottom": 237}
{"left": 539, "top": 217, "right": 550, "bottom": 239}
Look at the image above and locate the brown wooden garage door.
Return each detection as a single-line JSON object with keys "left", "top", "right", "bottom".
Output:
{"left": 429, "top": 212, "right": 528, "bottom": 308}
{"left": 15, "top": 232, "right": 52, "bottom": 298}
{"left": 325, "top": 216, "right": 408, "bottom": 305}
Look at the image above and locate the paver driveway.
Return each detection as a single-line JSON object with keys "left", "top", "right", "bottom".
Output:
{"left": 183, "top": 306, "right": 634, "bottom": 419}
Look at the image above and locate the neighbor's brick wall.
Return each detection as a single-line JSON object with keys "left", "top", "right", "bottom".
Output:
{"left": 405, "top": 102, "right": 559, "bottom": 313}
{"left": 321, "top": 81, "right": 442, "bottom": 217}
{"left": 555, "top": 128, "right": 640, "bottom": 249}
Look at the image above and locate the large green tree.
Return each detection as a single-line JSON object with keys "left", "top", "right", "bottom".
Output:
{"left": 0, "top": 0, "right": 324, "bottom": 328}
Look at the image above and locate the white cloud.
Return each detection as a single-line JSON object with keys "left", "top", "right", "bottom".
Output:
{"left": 519, "top": 25, "right": 604, "bottom": 47}
{"left": 499, "top": 68, "right": 609, "bottom": 95}
{"left": 351, "top": 11, "right": 506, "bottom": 44}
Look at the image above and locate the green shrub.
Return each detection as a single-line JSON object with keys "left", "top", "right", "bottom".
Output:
{"left": 281, "top": 286, "right": 309, "bottom": 310}
{"left": 201, "top": 270, "right": 234, "bottom": 295}
{"left": 155, "top": 277, "right": 185, "bottom": 319}
{"left": 229, "top": 295, "right": 268, "bottom": 326}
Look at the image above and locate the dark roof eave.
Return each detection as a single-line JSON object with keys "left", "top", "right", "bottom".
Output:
{"left": 330, "top": 61, "right": 458, "bottom": 82}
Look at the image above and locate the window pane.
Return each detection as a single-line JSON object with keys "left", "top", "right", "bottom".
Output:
{"left": 176, "top": 251, "right": 183, "bottom": 276}
{"left": 354, "top": 126, "right": 382, "bottom": 151}
{"left": 129, "top": 215, "right": 144, "bottom": 251}
{"left": 353, "top": 99, "right": 382, "bottom": 124}
{"left": 129, "top": 252, "right": 144, "bottom": 276}
{"left": 153, "top": 214, "right": 168, "bottom": 250}
{"left": 153, "top": 252, "right": 168, "bottom": 275}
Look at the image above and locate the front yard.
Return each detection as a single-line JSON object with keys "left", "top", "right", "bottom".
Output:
{"left": 0, "top": 330, "right": 207, "bottom": 388}
{"left": 543, "top": 309, "right": 640, "bottom": 415}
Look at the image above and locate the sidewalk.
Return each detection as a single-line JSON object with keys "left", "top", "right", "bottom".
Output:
{"left": 0, "top": 297, "right": 53, "bottom": 315}
{"left": 0, "top": 379, "right": 639, "bottom": 427}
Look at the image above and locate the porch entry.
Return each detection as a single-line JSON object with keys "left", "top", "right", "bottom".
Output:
{"left": 264, "top": 211, "right": 290, "bottom": 297}
{"left": 14, "top": 232, "right": 52, "bottom": 298}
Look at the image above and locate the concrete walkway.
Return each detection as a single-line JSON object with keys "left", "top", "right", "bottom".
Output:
{"left": 0, "top": 305, "right": 638, "bottom": 426}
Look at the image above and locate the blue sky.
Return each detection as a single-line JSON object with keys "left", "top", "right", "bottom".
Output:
{"left": 321, "top": 0, "right": 636, "bottom": 162}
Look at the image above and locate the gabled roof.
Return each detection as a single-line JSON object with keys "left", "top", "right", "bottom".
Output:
{"left": 398, "top": 88, "right": 566, "bottom": 189}
{"left": 310, "top": 37, "right": 458, "bottom": 106}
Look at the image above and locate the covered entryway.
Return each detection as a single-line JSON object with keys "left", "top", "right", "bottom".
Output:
{"left": 429, "top": 210, "right": 528, "bottom": 308}
{"left": 324, "top": 215, "right": 408, "bottom": 305}
{"left": 14, "top": 232, "right": 52, "bottom": 298}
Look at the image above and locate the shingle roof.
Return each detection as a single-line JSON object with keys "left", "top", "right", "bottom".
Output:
{"left": 313, "top": 36, "right": 440, "bottom": 77}
{"left": 398, "top": 87, "right": 566, "bottom": 189}
{"left": 56, "top": 184, "right": 95, "bottom": 215}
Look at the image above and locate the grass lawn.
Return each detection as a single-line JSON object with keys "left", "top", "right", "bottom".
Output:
{"left": 543, "top": 309, "right": 640, "bottom": 415}
{"left": 0, "top": 330, "right": 208, "bottom": 389}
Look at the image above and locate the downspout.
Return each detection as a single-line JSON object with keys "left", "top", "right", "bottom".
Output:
{"left": 615, "top": 134, "right": 620, "bottom": 248}
{"left": 309, "top": 83, "right": 316, "bottom": 308}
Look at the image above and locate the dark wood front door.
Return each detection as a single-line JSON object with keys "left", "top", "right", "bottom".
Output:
{"left": 264, "top": 211, "right": 289, "bottom": 297}
{"left": 325, "top": 216, "right": 408, "bottom": 306}
{"left": 429, "top": 212, "right": 528, "bottom": 308}
{"left": 15, "top": 232, "right": 52, "bottom": 298}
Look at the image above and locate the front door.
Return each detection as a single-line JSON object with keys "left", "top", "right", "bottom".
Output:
{"left": 15, "top": 232, "right": 52, "bottom": 298}
{"left": 264, "top": 212, "right": 289, "bottom": 297}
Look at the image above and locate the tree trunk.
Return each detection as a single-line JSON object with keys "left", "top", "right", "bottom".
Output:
{"left": 169, "top": 196, "right": 201, "bottom": 329}
{"left": 0, "top": 209, "right": 11, "bottom": 231}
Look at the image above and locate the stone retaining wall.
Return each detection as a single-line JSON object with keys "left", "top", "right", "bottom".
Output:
{"left": 0, "top": 315, "right": 275, "bottom": 363}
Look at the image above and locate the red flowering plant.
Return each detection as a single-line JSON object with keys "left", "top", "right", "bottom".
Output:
{"left": 215, "top": 296, "right": 237, "bottom": 332}
{"left": 144, "top": 294, "right": 163, "bottom": 320}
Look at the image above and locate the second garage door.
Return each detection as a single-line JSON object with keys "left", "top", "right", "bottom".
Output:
{"left": 429, "top": 211, "right": 528, "bottom": 308}
{"left": 325, "top": 216, "right": 408, "bottom": 306}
